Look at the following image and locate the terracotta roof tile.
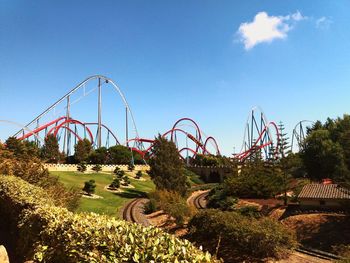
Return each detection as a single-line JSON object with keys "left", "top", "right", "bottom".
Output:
{"left": 298, "top": 184, "right": 350, "bottom": 199}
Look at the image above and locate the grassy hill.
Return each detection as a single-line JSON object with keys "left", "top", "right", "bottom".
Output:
{"left": 51, "top": 171, "right": 155, "bottom": 217}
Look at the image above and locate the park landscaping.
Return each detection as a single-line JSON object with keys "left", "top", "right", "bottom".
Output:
{"left": 51, "top": 170, "right": 155, "bottom": 218}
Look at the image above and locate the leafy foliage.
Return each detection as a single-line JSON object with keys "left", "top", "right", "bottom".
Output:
{"left": 0, "top": 176, "right": 217, "bottom": 262}
{"left": 74, "top": 138, "right": 92, "bottom": 163}
{"left": 299, "top": 115, "right": 350, "bottom": 183}
{"left": 83, "top": 180, "right": 96, "bottom": 195}
{"left": 92, "top": 164, "right": 102, "bottom": 173}
{"left": 121, "top": 176, "right": 130, "bottom": 186}
{"left": 190, "top": 154, "right": 233, "bottom": 166}
{"left": 116, "top": 169, "right": 125, "bottom": 178}
{"left": 88, "top": 147, "right": 108, "bottom": 164}
{"left": 149, "top": 135, "right": 188, "bottom": 196}
{"left": 108, "top": 145, "right": 132, "bottom": 164}
{"left": 207, "top": 185, "right": 238, "bottom": 211}
{"left": 135, "top": 170, "right": 142, "bottom": 179}
{"left": 41, "top": 134, "right": 61, "bottom": 163}
{"left": 188, "top": 209, "right": 297, "bottom": 262}
{"left": 128, "top": 162, "right": 135, "bottom": 171}
{"left": 230, "top": 160, "right": 283, "bottom": 198}
{"left": 0, "top": 146, "right": 80, "bottom": 210}
{"left": 109, "top": 178, "right": 120, "bottom": 189}
{"left": 147, "top": 190, "right": 194, "bottom": 226}
{"left": 77, "top": 162, "right": 87, "bottom": 172}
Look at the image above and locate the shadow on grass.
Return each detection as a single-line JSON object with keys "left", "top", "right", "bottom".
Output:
{"left": 114, "top": 189, "right": 147, "bottom": 199}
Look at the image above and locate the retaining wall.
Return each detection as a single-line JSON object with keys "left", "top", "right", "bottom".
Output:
{"left": 43, "top": 164, "right": 150, "bottom": 172}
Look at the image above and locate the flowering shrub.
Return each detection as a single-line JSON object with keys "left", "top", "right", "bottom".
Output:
{"left": 0, "top": 175, "right": 218, "bottom": 262}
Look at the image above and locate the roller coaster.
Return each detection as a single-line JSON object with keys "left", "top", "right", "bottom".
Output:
{"left": 234, "top": 107, "right": 280, "bottom": 161}
{"left": 8, "top": 75, "right": 312, "bottom": 162}
{"left": 12, "top": 76, "right": 221, "bottom": 161}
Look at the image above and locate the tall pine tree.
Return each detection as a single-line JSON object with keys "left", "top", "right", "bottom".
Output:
{"left": 149, "top": 135, "right": 188, "bottom": 196}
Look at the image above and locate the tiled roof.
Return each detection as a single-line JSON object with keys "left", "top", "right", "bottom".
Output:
{"left": 298, "top": 184, "right": 350, "bottom": 200}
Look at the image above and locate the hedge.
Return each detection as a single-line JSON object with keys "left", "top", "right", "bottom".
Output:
{"left": 188, "top": 209, "right": 297, "bottom": 261}
{"left": 0, "top": 175, "right": 218, "bottom": 262}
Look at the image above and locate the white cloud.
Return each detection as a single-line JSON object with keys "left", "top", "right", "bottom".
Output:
{"left": 316, "top": 16, "right": 332, "bottom": 30}
{"left": 237, "top": 11, "right": 306, "bottom": 50}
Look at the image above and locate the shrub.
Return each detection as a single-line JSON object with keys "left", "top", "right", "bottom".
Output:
{"left": 149, "top": 136, "right": 188, "bottom": 196}
{"left": 109, "top": 178, "right": 120, "bottom": 190}
{"left": 121, "top": 176, "right": 130, "bottom": 186}
{"left": 128, "top": 163, "right": 135, "bottom": 171}
{"left": 77, "top": 162, "right": 87, "bottom": 173}
{"left": 116, "top": 169, "right": 125, "bottom": 178}
{"left": 0, "top": 176, "right": 217, "bottom": 262}
{"left": 188, "top": 209, "right": 297, "bottom": 262}
{"left": 148, "top": 190, "right": 194, "bottom": 226}
{"left": 92, "top": 164, "right": 102, "bottom": 173}
{"left": 184, "top": 168, "right": 205, "bottom": 185}
{"left": 0, "top": 155, "right": 80, "bottom": 211}
{"left": 143, "top": 198, "right": 157, "bottom": 214}
{"left": 113, "top": 166, "right": 120, "bottom": 174}
{"left": 82, "top": 180, "right": 96, "bottom": 195}
{"left": 207, "top": 186, "right": 238, "bottom": 211}
{"left": 237, "top": 205, "right": 261, "bottom": 218}
{"left": 135, "top": 171, "right": 142, "bottom": 179}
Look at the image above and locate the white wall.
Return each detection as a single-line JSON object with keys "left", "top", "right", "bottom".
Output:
{"left": 43, "top": 164, "right": 150, "bottom": 172}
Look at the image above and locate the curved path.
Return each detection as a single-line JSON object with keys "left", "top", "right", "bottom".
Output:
{"left": 121, "top": 198, "right": 150, "bottom": 226}
{"left": 187, "top": 190, "right": 209, "bottom": 209}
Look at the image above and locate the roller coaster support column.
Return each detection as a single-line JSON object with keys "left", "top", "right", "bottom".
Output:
{"left": 126, "top": 106, "right": 128, "bottom": 147}
{"left": 35, "top": 119, "right": 39, "bottom": 145}
{"left": 97, "top": 78, "right": 102, "bottom": 148}
{"left": 63, "top": 96, "right": 71, "bottom": 155}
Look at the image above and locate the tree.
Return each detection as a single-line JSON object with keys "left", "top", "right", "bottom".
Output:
{"left": 92, "top": 164, "right": 102, "bottom": 173}
{"left": 115, "top": 169, "right": 125, "bottom": 178}
{"left": 74, "top": 139, "right": 92, "bottom": 163}
{"left": 277, "top": 121, "right": 290, "bottom": 158}
{"left": 135, "top": 171, "right": 142, "bottom": 179}
{"left": 88, "top": 147, "right": 108, "bottom": 164}
{"left": 108, "top": 145, "right": 132, "bottom": 164}
{"left": 188, "top": 209, "right": 297, "bottom": 262}
{"left": 301, "top": 129, "right": 349, "bottom": 181}
{"left": 149, "top": 135, "right": 188, "bottom": 196}
{"left": 5, "top": 137, "right": 41, "bottom": 159}
{"left": 128, "top": 162, "right": 135, "bottom": 171}
{"left": 82, "top": 180, "right": 96, "bottom": 195}
{"left": 109, "top": 178, "right": 120, "bottom": 189}
{"left": 77, "top": 162, "right": 87, "bottom": 173}
{"left": 277, "top": 121, "right": 293, "bottom": 204}
{"left": 5, "top": 137, "right": 25, "bottom": 156}
{"left": 41, "top": 134, "right": 61, "bottom": 163}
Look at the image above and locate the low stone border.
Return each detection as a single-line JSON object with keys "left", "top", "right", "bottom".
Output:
{"left": 81, "top": 193, "right": 103, "bottom": 199}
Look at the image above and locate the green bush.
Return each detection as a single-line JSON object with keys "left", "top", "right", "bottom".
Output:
{"left": 121, "top": 176, "right": 130, "bottom": 186}
{"left": 207, "top": 186, "right": 238, "bottom": 211}
{"left": 0, "top": 175, "right": 218, "bottom": 262}
{"left": 116, "top": 169, "right": 125, "bottom": 178}
{"left": 92, "top": 164, "right": 102, "bottom": 173}
{"left": 109, "top": 178, "right": 120, "bottom": 190}
{"left": 143, "top": 198, "right": 157, "bottom": 214}
{"left": 128, "top": 163, "right": 135, "bottom": 171}
{"left": 0, "top": 153, "right": 80, "bottom": 211}
{"left": 188, "top": 209, "right": 297, "bottom": 262}
{"left": 184, "top": 168, "right": 205, "bottom": 185}
{"left": 237, "top": 205, "right": 261, "bottom": 218}
{"left": 77, "top": 162, "right": 87, "bottom": 173}
{"left": 113, "top": 166, "right": 120, "bottom": 174}
{"left": 135, "top": 171, "right": 142, "bottom": 179}
{"left": 82, "top": 180, "right": 96, "bottom": 195}
{"left": 148, "top": 190, "right": 194, "bottom": 226}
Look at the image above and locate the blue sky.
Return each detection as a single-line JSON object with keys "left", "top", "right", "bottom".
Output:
{"left": 1, "top": 1, "right": 350, "bottom": 155}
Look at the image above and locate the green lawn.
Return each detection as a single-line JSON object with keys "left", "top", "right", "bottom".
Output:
{"left": 51, "top": 171, "right": 155, "bottom": 218}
